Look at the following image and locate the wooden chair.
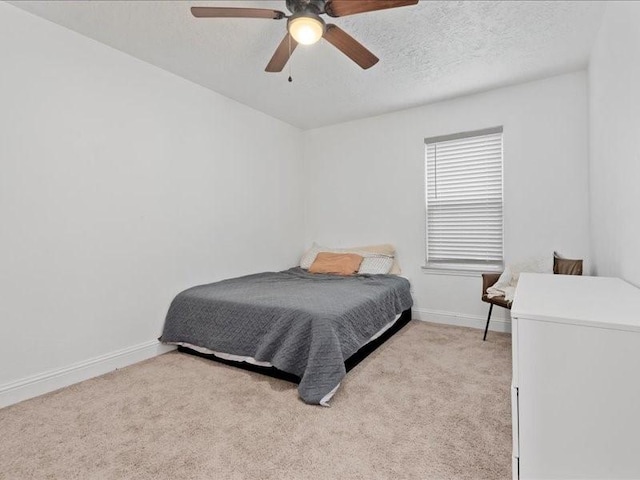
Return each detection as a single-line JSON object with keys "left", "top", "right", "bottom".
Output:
{"left": 481, "top": 253, "right": 583, "bottom": 341}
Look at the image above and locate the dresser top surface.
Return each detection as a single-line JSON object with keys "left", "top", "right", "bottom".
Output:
{"left": 511, "top": 273, "right": 640, "bottom": 332}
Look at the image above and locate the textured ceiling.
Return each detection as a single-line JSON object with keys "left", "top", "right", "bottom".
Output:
{"left": 9, "top": 0, "right": 605, "bottom": 129}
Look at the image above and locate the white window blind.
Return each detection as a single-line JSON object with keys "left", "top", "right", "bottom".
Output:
{"left": 425, "top": 127, "right": 503, "bottom": 270}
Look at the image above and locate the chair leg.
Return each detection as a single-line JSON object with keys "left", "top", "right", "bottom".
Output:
{"left": 483, "top": 304, "right": 493, "bottom": 341}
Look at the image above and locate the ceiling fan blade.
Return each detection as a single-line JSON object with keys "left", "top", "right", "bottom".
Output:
{"left": 265, "top": 33, "right": 298, "bottom": 72}
{"left": 323, "top": 24, "right": 379, "bottom": 70}
{"left": 325, "top": 0, "right": 418, "bottom": 18}
{"left": 191, "top": 7, "right": 286, "bottom": 20}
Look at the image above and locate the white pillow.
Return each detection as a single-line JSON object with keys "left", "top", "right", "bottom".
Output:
{"left": 300, "top": 243, "right": 394, "bottom": 275}
{"left": 300, "top": 242, "right": 323, "bottom": 270}
{"left": 508, "top": 255, "right": 553, "bottom": 284}
{"left": 358, "top": 255, "right": 395, "bottom": 275}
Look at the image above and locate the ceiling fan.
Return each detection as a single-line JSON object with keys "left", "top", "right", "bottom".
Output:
{"left": 191, "top": 0, "right": 419, "bottom": 72}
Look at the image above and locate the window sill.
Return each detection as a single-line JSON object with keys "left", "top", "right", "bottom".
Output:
{"left": 421, "top": 265, "right": 503, "bottom": 277}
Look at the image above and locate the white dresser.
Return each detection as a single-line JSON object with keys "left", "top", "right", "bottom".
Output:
{"left": 510, "top": 273, "right": 640, "bottom": 479}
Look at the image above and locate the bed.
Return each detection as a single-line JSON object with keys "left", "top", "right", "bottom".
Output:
{"left": 160, "top": 267, "right": 413, "bottom": 405}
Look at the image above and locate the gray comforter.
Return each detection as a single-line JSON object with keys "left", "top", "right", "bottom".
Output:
{"left": 160, "top": 267, "right": 413, "bottom": 405}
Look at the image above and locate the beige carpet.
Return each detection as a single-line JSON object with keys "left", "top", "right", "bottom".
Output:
{"left": 0, "top": 321, "right": 512, "bottom": 480}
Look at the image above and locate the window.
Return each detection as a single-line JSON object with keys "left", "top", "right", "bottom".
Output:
{"left": 424, "top": 127, "right": 503, "bottom": 272}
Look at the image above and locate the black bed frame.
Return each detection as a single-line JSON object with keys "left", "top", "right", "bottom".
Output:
{"left": 177, "top": 308, "right": 412, "bottom": 384}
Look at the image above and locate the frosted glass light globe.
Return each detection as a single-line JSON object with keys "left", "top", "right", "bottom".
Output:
{"left": 288, "top": 15, "right": 325, "bottom": 45}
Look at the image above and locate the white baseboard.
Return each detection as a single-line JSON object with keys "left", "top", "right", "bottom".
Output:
{"left": 413, "top": 307, "right": 512, "bottom": 334}
{"left": 0, "top": 340, "right": 176, "bottom": 409}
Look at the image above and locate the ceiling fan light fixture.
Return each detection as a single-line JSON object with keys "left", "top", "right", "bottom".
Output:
{"left": 287, "top": 14, "right": 325, "bottom": 45}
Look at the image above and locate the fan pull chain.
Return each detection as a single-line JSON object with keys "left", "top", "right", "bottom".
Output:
{"left": 288, "top": 34, "right": 293, "bottom": 83}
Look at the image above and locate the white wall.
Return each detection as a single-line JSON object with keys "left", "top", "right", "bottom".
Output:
{"left": 303, "top": 72, "right": 590, "bottom": 328}
{"left": 589, "top": 1, "right": 640, "bottom": 287}
{"left": 0, "top": 3, "right": 303, "bottom": 400}
{"left": 0, "top": 1, "right": 602, "bottom": 407}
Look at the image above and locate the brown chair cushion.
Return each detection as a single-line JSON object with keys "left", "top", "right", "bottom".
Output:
{"left": 553, "top": 252, "right": 583, "bottom": 275}
{"left": 481, "top": 272, "right": 512, "bottom": 309}
{"left": 482, "top": 294, "right": 512, "bottom": 309}
{"left": 482, "top": 273, "right": 502, "bottom": 295}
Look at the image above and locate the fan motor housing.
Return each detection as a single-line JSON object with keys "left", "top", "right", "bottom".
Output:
{"left": 286, "top": 0, "right": 326, "bottom": 15}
